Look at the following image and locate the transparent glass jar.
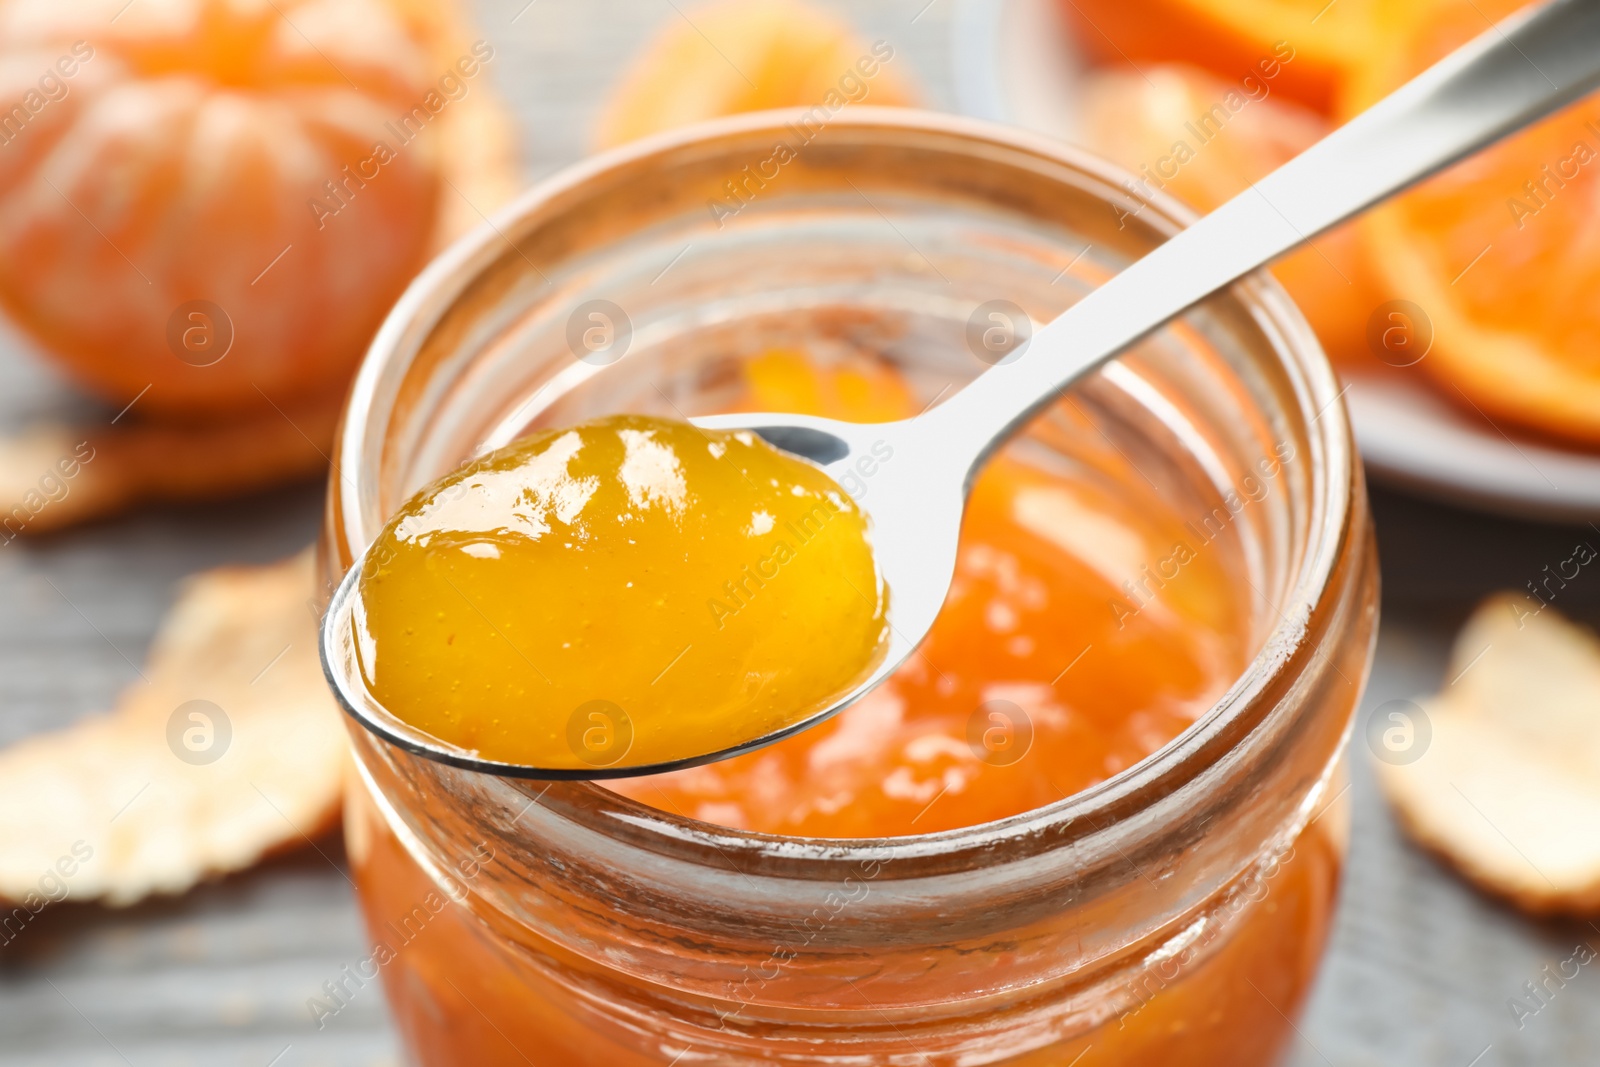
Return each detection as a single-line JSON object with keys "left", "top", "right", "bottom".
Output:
{"left": 319, "top": 108, "right": 1377, "bottom": 1066}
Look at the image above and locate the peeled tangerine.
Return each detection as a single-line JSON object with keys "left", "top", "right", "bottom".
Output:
{"left": 0, "top": 0, "right": 445, "bottom": 417}
{"left": 354, "top": 415, "right": 888, "bottom": 770}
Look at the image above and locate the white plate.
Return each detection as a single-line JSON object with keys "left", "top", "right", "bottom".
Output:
{"left": 949, "top": 0, "right": 1600, "bottom": 521}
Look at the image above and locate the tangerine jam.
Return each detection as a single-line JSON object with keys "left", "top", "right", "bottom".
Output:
{"left": 325, "top": 112, "right": 1375, "bottom": 1067}
{"left": 352, "top": 413, "right": 887, "bottom": 770}
{"left": 339, "top": 352, "right": 1357, "bottom": 1066}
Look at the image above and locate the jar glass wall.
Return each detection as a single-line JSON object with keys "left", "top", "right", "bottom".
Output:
{"left": 319, "top": 109, "right": 1378, "bottom": 1066}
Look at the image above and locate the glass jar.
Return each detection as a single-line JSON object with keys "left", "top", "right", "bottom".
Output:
{"left": 319, "top": 108, "right": 1377, "bottom": 1065}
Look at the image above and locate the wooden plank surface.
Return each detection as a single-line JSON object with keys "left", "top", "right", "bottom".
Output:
{"left": 2, "top": 2, "right": 1599, "bottom": 1064}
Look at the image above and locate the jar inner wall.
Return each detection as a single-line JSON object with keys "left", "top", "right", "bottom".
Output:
{"left": 326, "top": 110, "right": 1374, "bottom": 1067}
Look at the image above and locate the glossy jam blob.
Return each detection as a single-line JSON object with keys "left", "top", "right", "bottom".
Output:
{"left": 353, "top": 414, "right": 888, "bottom": 770}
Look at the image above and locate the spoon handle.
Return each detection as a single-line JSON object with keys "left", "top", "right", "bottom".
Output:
{"left": 928, "top": 0, "right": 1600, "bottom": 481}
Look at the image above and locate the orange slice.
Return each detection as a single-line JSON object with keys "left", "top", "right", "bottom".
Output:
{"left": 1060, "top": 0, "right": 1412, "bottom": 115}
{"left": 1348, "top": 0, "right": 1600, "bottom": 444}
{"left": 1078, "top": 64, "right": 1378, "bottom": 367}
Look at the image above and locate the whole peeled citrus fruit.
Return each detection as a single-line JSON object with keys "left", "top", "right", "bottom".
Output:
{"left": 0, "top": 0, "right": 446, "bottom": 417}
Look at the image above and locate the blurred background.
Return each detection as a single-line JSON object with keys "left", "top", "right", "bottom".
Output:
{"left": 2, "top": 0, "right": 1600, "bottom": 1064}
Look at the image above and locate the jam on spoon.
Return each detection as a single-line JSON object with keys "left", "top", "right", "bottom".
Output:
{"left": 350, "top": 414, "right": 888, "bottom": 771}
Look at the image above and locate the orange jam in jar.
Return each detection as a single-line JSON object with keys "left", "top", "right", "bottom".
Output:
{"left": 321, "top": 113, "right": 1377, "bottom": 1066}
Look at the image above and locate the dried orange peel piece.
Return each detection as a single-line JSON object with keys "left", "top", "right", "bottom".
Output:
{"left": 595, "top": 0, "right": 917, "bottom": 149}
{"left": 0, "top": 550, "right": 347, "bottom": 907}
{"left": 1373, "top": 594, "right": 1600, "bottom": 915}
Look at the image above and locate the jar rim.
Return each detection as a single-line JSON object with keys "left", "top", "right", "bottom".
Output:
{"left": 331, "top": 106, "right": 1356, "bottom": 869}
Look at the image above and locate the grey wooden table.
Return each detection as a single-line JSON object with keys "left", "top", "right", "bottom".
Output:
{"left": 3, "top": 2, "right": 1599, "bottom": 1064}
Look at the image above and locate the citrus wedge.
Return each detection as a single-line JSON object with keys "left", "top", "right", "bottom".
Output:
{"left": 1061, "top": 0, "right": 1412, "bottom": 114}
{"left": 1349, "top": 0, "right": 1600, "bottom": 444}
{"left": 1078, "top": 64, "right": 1378, "bottom": 367}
